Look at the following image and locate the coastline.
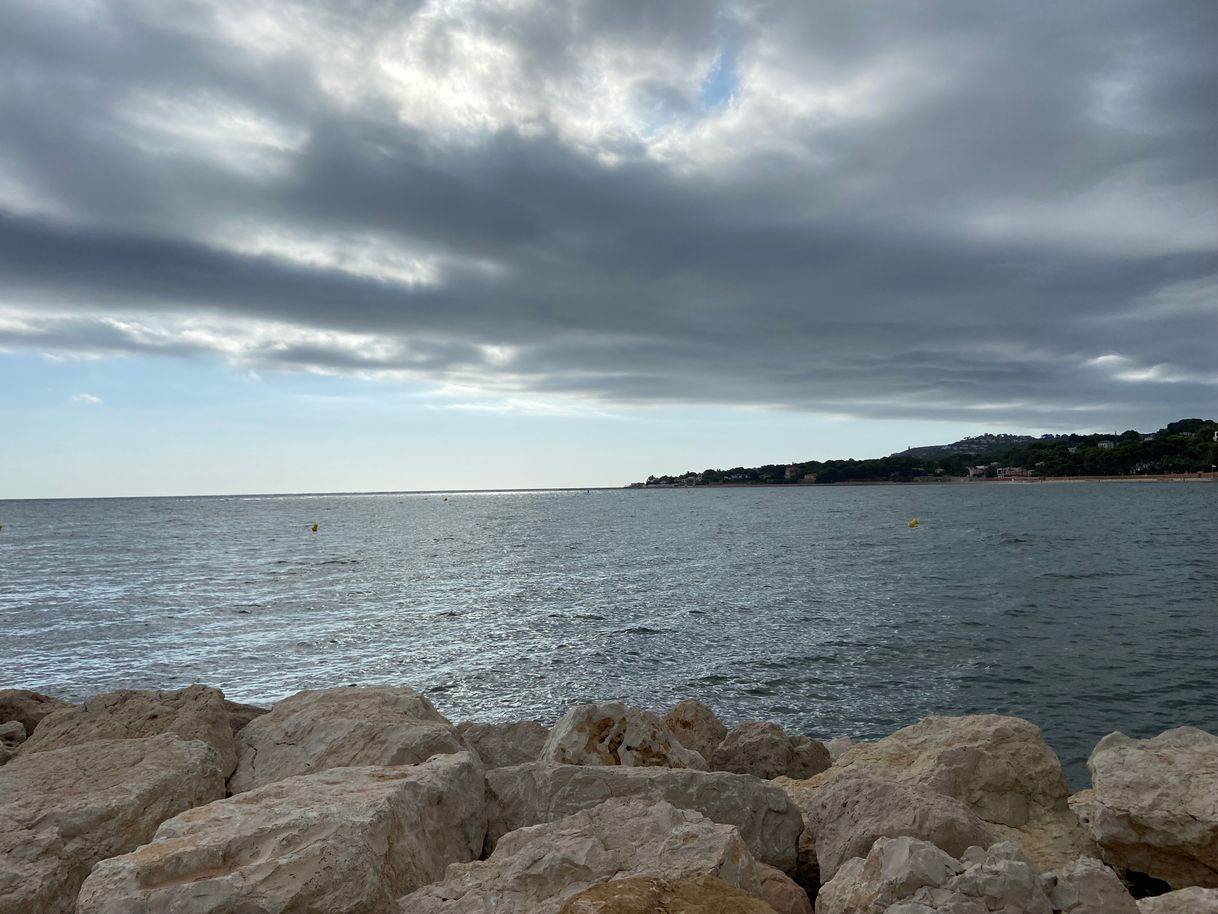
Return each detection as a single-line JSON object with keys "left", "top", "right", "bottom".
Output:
{"left": 632, "top": 473, "right": 1218, "bottom": 488}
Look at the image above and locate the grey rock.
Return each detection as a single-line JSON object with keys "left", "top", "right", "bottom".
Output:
{"left": 541, "top": 700, "right": 707, "bottom": 769}
{"left": 712, "top": 721, "right": 830, "bottom": 780}
{"left": 1045, "top": 856, "right": 1137, "bottom": 914}
{"left": 458, "top": 719, "right": 549, "bottom": 768}
{"left": 666, "top": 699, "right": 729, "bottom": 762}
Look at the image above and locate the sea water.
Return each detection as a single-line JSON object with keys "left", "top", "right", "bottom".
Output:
{"left": 2, "top": 482, "right": 1215, "bottom": 787}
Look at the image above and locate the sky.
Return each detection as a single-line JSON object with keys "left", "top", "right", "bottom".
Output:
{"left": 1, "top": 0, "right": 1215, "bottom": 498}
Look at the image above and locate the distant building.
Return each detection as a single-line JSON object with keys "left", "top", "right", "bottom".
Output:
{"left": 1067, "top": 446, "right": 1078, "bottom": 454}
{"left": 1097, "top": 440, "right": 1115, "bottom": 450}
{"left": 801, "top": 473, "right": 818, "bottom": 483}
{"left": 1179, "top": 431, "right": 1195, "bottom": 439}
{"left": 785, "top": 465, "right": 803, "bottom": 480}
{"left": 967, "top": 466, "right": 988, "bottom": 479}
{"left": 997, "top": 467, "right": 1032, "bottom": 478}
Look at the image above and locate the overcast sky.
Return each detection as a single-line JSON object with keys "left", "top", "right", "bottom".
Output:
{"left": 2, "top": 0, "right": 1215, "bottom": 497}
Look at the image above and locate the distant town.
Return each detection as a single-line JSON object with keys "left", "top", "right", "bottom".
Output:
{"left": 630, "top": 418, "right": 1218, "bottom": 487}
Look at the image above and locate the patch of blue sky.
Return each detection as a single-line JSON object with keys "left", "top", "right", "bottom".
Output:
{"left": 699, "top": 45, "right": 739, "bottom": 112}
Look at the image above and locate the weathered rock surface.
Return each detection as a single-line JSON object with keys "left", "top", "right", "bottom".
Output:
{"left": 804, "top": 774, "right": 998, "bottom": 882}
{"left": 78, "top": 752, "right": 485, "bottom": 914}
{"left": 485, "top": 762, "right": 803, "bottom": 873}
{"left": 712, "top": 722, "right": 830, "bottom": 780}
{"left": 0, "top": 734, "right": 225, "bottom": 914}
{"left": 1044, "top": 856, "right": 1137, "bottom": 914}
{"left": 1136, "top": 886, "right": 1218, "bottom": 913}
{"left": 816, "top": 838, "right": 1055, "bottom": 914}
{"left": 0, "top": 688, "right": 71, "bottom": 736}
{"left": 795, "top": 715, "right": 1094, "bottom": 871}
{"left": 825, "top": 738, "right": 856, "bottom": 762}
{"left": 18, "top": 684, "right": 239, "bottom": 776}
{"left": 559, "top": 875, "right": 778, "bottom": 914}
{"left": 757, "top": 863, "right": 812, "bottom": 914}
{"left": 667, "top": 699, "right": 729, "bottom": 762}
{"left": 230, "top": 686, "right": 462, "bottom": 793}
{"left": 1071, "top": 727, "right": 1218, "bottom": 890}
{"left": 0, "top": 722, "right": 23, "bottom": 765}
{"left": 541, "top": 701, "right": 708, "bottom": 769}
{"left": 458, "top": 718, "right": 549, "bottom": 768}
{"left": 223, "top": 698, "right": 268, "bottom": 734}
{"left": 399, "top": 798, "right": 766, "bottom": 914}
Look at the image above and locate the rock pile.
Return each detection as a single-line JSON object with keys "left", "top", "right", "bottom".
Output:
{"left": 0, "top": 683, "right": 1210, "bottom": 914}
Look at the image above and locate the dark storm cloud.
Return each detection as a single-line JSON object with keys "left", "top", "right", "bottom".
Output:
{"left": 0, "top": 0, "right": 1214, "bottom": 429}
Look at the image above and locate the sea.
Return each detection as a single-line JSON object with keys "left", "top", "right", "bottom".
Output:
{"left": 1, "top": 482, "right": 1215, "bottom": 789}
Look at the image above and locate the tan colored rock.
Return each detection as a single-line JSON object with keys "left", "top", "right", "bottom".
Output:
{"left": 1072, "top": 727, "right": 1218, "bottom": 890}
{"left": 1045, "top": 856, "right": 1137, "bottom": 914}
{"left": 542, "top": 701, "right": 708, "bottom": 769}
{"left": 559, "top": 875, "right": 778, "bottom": 913}
{"left": 78, "top": 752, "right": 485, "bottom": 914}
{"left": 0, "top": 734, "right": 225, "bottom": 914}
{"left": 399, "top": 798, "right": 767, "bottom": 914}
{"left": 712, "top": 722, "right": 829, "bottom": 780}
{"left": 757, "top": 863, "right": 812, "bottom": 914}
{"left": 458, "top": 719, "right": 549, "bottom": 768}
{"left": 667, "top": 699, "right": 730, "bottom": 762}
{"left": 0, "top": 723, "right": 22, "bottom": 767}
{"left": 825, "top": 738, "right": 856, "bottom": 762}
{"left": 485, "top": 762, "right": 803, "bottom": 873}
{"left": 816, "top": 838, "right": 1055, "bottom": 914}
{"left": 1137, "top": 886, "right": 1218, "bottom": 913}
{"left": 804, "top": 774, "right": 997, "bottom": 882}
{"left": 229, "top": 686, "right": 462, "bottom": 793}
{"left": 793, "top": 714, "right": 1094, "bottom": 871}
{"left": 0, "top": 688, "right": 71, "bottom": 736}
{"left": 17, "top": 684, "right": 238, "bottom": 776}
{"left": 222, "top": 698, "right": 268, "bottom": 734}
{"left": 814, "top": 836, "right": 963, "bottom": 914}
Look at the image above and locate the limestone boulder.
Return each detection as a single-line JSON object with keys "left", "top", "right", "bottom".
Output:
{"left": 18, "top": 684, "right": 238, "bottom": 776}
{"left": 666, "top": 699, "right": 729, "bottom": 762}
{"left": 485, "top": 762, "right": 803, "bottom": 873}
{"left": 796, "top": 714, "right": 1094, "bottom": 871}
{"left": 1044, "top": 856, "right": 1137, "bottom": 914}
{"left": 223, "top": 698, "right": 268, "bottom": 734}
{"left": 229, "top": 686, "right": 462, "bottom": 793}
{"left": 816, "top": 838, "right": 1055, "bottom": 914}
{"left": 804, "top": 774, "right": 998, "bottom": 882}
{"left": 559, "top": 876, "right": 778, "bottom": 914}
{"left": 712, "top": 722, "right": 830, "bottom": 780}
{"left": 0, "top": 734, "right": 225, "bottom": 914}
{"left": 0, "top": 688, "right": 71, "bottom": 736}
{"left": 78, "top": 752, "right": 485, "bottom": 914}
{"left": 825, "top": 738, "right": 856, "bottom": 762}
{"left": 541, "top": 701, "right": 707, "bottom": 769}
{"left": 757, "top": 863, "right": 812, "bottom": 914}
{"left": 0, "top": 722, "right": 23, "bottom": 766}
{"left": 458, "top": 719, "right": 549, "bottom": 768}
{"left": 399, "top": 798, "right": 767, "bottom": 914}
{"left": 1071, "top": 727, "right": 1218, "bottom": 890}
{"left": 1137, "top": 887, "right": 1218, "bottom": 913}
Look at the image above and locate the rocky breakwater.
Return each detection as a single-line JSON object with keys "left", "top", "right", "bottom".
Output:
{"left": 0, "top": 686, "right": 1212, "bottom": 914}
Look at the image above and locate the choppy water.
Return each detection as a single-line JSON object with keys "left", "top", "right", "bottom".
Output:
{"left": 2, "top": 483, "right": 1215, "bottom": 788}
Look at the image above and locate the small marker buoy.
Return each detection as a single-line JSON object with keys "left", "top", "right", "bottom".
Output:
{"left": 310, "top": 523, "right": 319, "bottom": 533}
{"left": 908, "top": 518, "right": 919, "bottom": 528}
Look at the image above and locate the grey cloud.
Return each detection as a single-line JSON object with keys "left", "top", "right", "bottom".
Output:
{"left": 0, "top": 0, "right": 1214, "bottom": 431}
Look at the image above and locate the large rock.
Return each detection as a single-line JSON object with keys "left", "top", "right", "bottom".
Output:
{"left": 1044, "top": 856, "right": 1137, "bottom": 914}
{"left": 793, "top": 714, "right": 1094, "bottom": 871}
{"left": 0, "top": 722, "right": 22, "bottom": 766}
{"left": 712, "top": 722, "right": 830, "bottom": 780}
{"left": 78, "top": 752, "right": 485, "bottom": 914}
{"left": 458, "top": 719, "right": 549, "bottom": 768}
{"left": 541, "top": 701, "right": 708, "bottom": 769}
{"left": 1137, "top": 887, "right": 1218, "bottom": 913}
{"left": 223, "top": 698, "right": 268, "bottom": 734}
{"left": 399, "top": 798, "right": 767, "bottom": 914}
{"left": 230, "top": 686, "right": 462, "bottom": 793}
{"left": 804, "top": 774, "right": 998, "bottom": 882}
{"left": 559, "top": 875, "right": 778, "bottom": 913}
{"left": 0, "top": 688, "right": 71, "bottom": 736}
{"left": 757, "top": 863, "right": 813, "bottom": 914}
{"left": 816, "top": 838, "right": 1055, "bottom": 914}
{"left": 1071, "top": 727, "right": 1218, "bottom": 890}
{"left": 18, "top": 684, "right": 238, "bottom": 776}
{"left": 485, "top": 762, "right": 803, "bottom": 873}
{"left": 0, "top": 734, "right": 225, "bottom": 914}
{"left": 666, "top": 699, "right": 729, "bottom": 762}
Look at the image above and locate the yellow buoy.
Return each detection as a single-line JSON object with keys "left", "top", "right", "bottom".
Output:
{"left": 908, "top": 518, "right": 919, "bottom": 528}
{"left": 310, "top": 523, "right": 319, "bottom": 533}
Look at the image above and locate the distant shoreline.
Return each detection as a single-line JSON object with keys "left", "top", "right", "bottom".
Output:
{"left": 632, "top": 473, "right": 1218, "bottom": 488}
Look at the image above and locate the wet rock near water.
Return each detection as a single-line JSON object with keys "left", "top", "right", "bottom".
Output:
{"left": 0, "top": 683, "right": 1211, "bottom": 914}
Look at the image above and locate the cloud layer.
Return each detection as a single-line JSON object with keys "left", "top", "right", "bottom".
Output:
{"left": 1, "top": 0, "right": 1215, "bottom": 428}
